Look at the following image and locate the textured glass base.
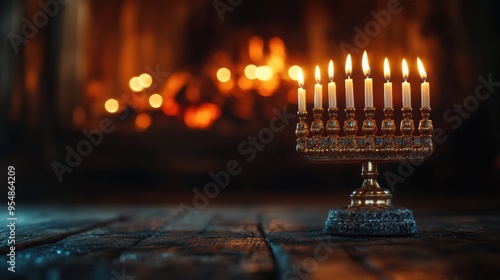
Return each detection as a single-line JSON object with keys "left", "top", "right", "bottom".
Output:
{"left": 323, "top": 206, "right": 417, "bottom": 236}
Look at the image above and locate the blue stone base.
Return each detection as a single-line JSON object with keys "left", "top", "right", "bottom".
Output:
{"left": 324, "top": 206, "right": 417, "bottom": 236}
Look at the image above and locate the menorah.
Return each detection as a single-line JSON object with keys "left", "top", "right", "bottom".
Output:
{"left": 295, "top": 53, "right": 434, "bottom": 236}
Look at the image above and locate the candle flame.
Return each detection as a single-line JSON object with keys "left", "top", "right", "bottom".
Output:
{"left": 315, "top": 65, "right": 320, "bottom": 84}
{"left": 384, "top": 58, "right": 390, "bottom": 81}
{"left": 402, "top": 59, "right": 409, "bottom": 81}
{"left": 345, "top": 54, "right": 352, "bottom": 78}
{"left": 417, "top": 58, "right": 427, "bottom": 81}
{"left": 328, "top": 60, "right": 334, "bottom": 81}
{"left": 298, "top": 67, "right": 304, "bottom": 88}
{"left": 362, "top": 51, "right": 370, "bottom": 77}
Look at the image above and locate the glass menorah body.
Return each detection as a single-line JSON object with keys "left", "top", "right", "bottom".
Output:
{"left": 296, "top": 105, "right": 434, "bottom": 236}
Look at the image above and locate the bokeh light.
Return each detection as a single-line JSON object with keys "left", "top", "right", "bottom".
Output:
{"left": 138, "top": 73, "right": 153, "bottom": 88}
{"left": 216, "top": 68, "right": 231, "bottom": 82}
{"left": 149, "top": 94, "right": 163, "bottom": 108}
{"left": 135, "top": 113, "right": 152, "bottom": 130}
{"left": 244, "top": 64, "right": 257, "bottom": 80}
{"left": 129, "top": 77, "right": 143, "bottom": 92}
{"left": 288, "top": 65, "right": 300, "bottom": 81}
{"left": 104, "top": 99, "right": 119, "bottom": 113}
{"left": 255, "top": 66, "right": 273, "bottom": 81}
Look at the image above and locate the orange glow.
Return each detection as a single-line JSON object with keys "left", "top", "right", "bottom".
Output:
{"left": 135, "top": 113, "right": 152, "bottom": 130}
{"left": 267, "top": 55, "right": 285, "bottom": 73}
{"left": 72, "top": 107, "right": 86, "bottom": 126}
{"left": 244, "top": 64, "right": 257, "bottom": 80}
{"left": 149, "top": 94, "right": 163, "bottom": 108}
{"left": 161, "top": 72, "right": 190, "bottom": 99}
{"left": 217, "top": 68, "right": 231, "bottom": 82}
{"left": 138, "top": 73, "right": 153, "bottom": 88}
{"left": 384, "top": 58, "right": 390, "bottom": 81}
{"left": 255, "top": 66, "right": 273, "bottom": 81}
{"left": 104, "top": 99, "right": 119, "bottom": 113}
{"left": 269, "top": 37, "right": 286, "bottom": 58}
{"left": 249, "top": 36, "right": 264, "bottom": 63}
{"left": 186, "top": 86, "right": 201, "bottom": 102}
{"left": 417, "top": 58, "right": 427, "bottom": 81}
{"left": 218, "top": 78, "right": 235, "bottom": 93}
{"left": 288, "top": 65, "right": 300, "bottom": 81}
{"left": 345, "top": 54, "right": 352, "bottom": 78}
{"left": 238, "top": 76, "right": 253, "bottom": 91}
{"left": 362, "top": 51, "right": 370, "bottom": 77}
{"left": 129, "top": 77, "right": 143, "bottom": 92}
{"left": 161, "top": 99, "right": 179, "bottom": 116}
{"left": 402, "top": 59, "right": 409, "bottom": 80}
{"left": 184, "top": 103, "right": 221, "bottom": 130}
{"left": 287, "top": 89, "right": 298, "bottom": 104}
{"left": 259, "top": 77, "right": 279, "bottom": 96}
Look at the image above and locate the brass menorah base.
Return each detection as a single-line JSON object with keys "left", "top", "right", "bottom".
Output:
{"left": 296, "top": 106, "right": 433, "bottom": 236}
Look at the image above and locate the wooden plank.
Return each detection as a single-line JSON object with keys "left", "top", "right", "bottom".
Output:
{"left": 260, "top": 206, "right": 392, "bottom": 280}
{"left": 115, "top": 206, "right": 275, "bottom": 280}
{"left": 0, "top": 206, "right": 129, "bottom": 253}
{"left": 0, "top": 207, "right": 179, "bottom": 279}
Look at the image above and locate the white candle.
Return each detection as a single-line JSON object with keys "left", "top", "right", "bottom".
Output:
{"left": 417, "top": 58, "right": 430, "bottom": 108}
{"left": 362, "top": 51, "right": 373, "bottom": 108}
{"left": 345, "top": 54, "right": 354, "bottom": 108}
{"left": 402, "top": 59, "right": 411, "bottom": 108}
{"left": 314, "top": 65, "right": 322, "bottom": 109}
{"left": 383, "top": 58, "right": 393, "bottom": 108}
{"left": 298, "top": 67, "right": 306, "bottom": 112}
{"left": 328, "top": 60, "right": 337, "bottom": 108}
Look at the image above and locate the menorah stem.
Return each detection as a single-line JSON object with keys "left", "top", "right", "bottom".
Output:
{"left": 350, "top": 161, "right": 392, "bottom": 207}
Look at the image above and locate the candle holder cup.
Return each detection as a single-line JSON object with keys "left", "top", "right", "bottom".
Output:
{"left": 295, "top": 106, "right": 433, "bottom": 236}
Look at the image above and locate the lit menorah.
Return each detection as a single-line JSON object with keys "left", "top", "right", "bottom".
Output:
{"left": 295, "top": 52, "right": 433, "bottom": 236}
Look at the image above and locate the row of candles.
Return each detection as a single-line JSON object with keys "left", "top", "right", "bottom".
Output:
{"left": 297, "top": 51, "right": 430, "bottom": 111}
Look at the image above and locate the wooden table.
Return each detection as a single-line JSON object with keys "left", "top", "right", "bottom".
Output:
{"left": 1, "top": 204, "right": 500, "bottom": 280}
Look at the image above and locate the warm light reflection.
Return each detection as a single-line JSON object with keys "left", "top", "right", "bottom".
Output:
{"left": 104, "top": 99, "right": 119, "bottom": 113}
{"left": 260, "top": 78, "right": 279, "bottom": 95}
{"left": 218, "top": 78, "right": 234, "bottom": 93}
{"left": 244, "top": 64, "right": 257, "bottom": 80}
{"left": 256, "top": 66, "right": 273, "bottom": 81}
{"left": 346, "top": 54, "right": 352, "bottom": 77}
{"left": 238, "top": 76, "right": 253, "bottom": 91}
{"left": 149, "top": 94, "right": 163, "bottom": 108}
{"left": 72, "top": 107, "right": 86, "bottom": 126}
{"left": 269, "top": 37, "right": 286, "bottom": 57}
{"left": 417, "top": 58, "right": 427, "bottom": 81}
{"left": 161, "top": 99, "right": 179, "bottom": 116}
{"left": 384, "top": 58, "right": 390, "bottom": 81}
{"left": 184, "top": 103, "right": 221, "bottom": 130}
{"left": 135, "top": 113, "right": 152, "bottom": 130}
{"left": 249, "top": 36, "right": 264, "bottom": 63}
{"left": 217, "top": 68, "right": 231, "bottom": 82}
{"left": 138, "top": 73, "right": 153, "bottom": 88}
{"left": 129, "top": 77, "right": 143, "bottom": 92}
{"left": 402, "top": 59, "right": 409, "bottom": 80}
{"left": 362, "top": 51, "right": 370, "bottom": 77}
{"left": 288, "top": 65, "right": 300, "bottom": 81}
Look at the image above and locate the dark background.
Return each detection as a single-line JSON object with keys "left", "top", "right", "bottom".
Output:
{"left": 1, "top": 0, "right": 499, "bottom": 205}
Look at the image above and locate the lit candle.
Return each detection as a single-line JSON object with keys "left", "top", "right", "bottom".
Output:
{"left": 402, "top": 59, "right": 411, "bottom": 108}
{"left": 362, "top": 51, "right": 373, "bottom": 108}
{"left": 314, "top": 65, "right": 323, "bottom": 109}
{"left": 298, "top": 67, "right": 306, "bottom": 112}
{"left": 328, "top": 60, "right": 337, "bottom": 108}
{"left": 417, "top": 58, "right": 430, "bottom": 108}
{"left": 383, "top": 58, "right": 393, "bottom": 108}
{"left": 345, "top": 54, "right": 354, "bottom": 108}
